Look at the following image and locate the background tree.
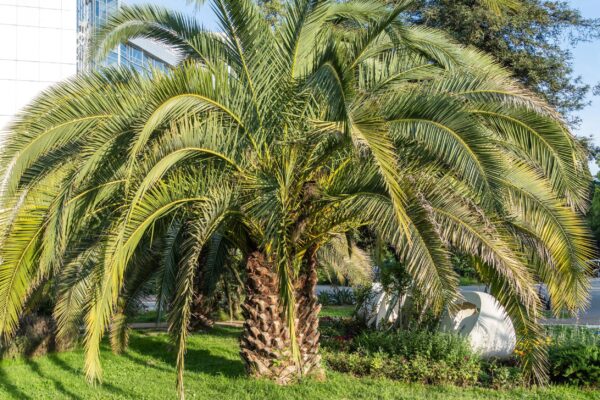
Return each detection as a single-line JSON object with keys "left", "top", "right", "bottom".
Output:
{"left": 409, "top": 0, "right": 600, "bottom": 127}
{"left": 256, "top": 0, "right": 285, "bottom": 25}
{"left": 588, "top": 182, "right": 600, "bottom": 246}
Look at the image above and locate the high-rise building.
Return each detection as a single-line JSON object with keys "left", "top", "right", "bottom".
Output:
{"left": 0, "top": 0, "right": 78, "bottom": 131}
{"left": 0, "top": 0, "right": 176, "bottom": 132}
{"left": 77, "top": 0, "right": 177, "bottom": 72}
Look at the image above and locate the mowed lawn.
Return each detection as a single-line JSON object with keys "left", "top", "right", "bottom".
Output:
{"left": 0, "top": 326, "right": 597, "bottom": 400}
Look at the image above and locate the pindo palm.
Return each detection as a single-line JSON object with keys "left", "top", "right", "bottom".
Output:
{"left": 0, "top": 0, "right": 593, "bottom": 398}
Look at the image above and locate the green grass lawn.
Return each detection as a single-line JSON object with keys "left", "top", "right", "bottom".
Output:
{"left": 320, "top": 305, "right": 355, "bottom": 318}
{"left": 0, "top": 326, "right": 597, "bottom": 400}
{"left": 130, "top": 310, "right": 166, "bottom": 323}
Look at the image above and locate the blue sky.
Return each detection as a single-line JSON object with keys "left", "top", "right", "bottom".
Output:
{"left": 567, "top": 1, "right": 600, "bottom": 148}
{"left": 127, "top": 0, "right": 600, "bottom": 150}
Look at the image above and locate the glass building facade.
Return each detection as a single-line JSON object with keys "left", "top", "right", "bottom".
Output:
{"left": 77, "top": 0, "right": 173, "bottom": 72}
{"left": 0, "top": 0, "right": 175, "bottom": 134}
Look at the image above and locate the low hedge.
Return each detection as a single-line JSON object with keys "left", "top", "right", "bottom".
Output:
{"left": 320, "top": 318, "right": 599, "bottom": 389}
{"left": 321, "top": 323, "right": 486, "bottom": 387}
{"left": 549, "top": 344, "right": 599, "bottom": 387}
{"left": 324, "top": 350, "right": 481, "bottom": 386}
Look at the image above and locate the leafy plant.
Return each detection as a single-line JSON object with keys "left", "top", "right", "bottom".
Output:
{"left": 352, "top": 330, "right": 474, "bottom": 363}
{"left": 480, "top": 359, "right": 524, "bottom": 389}
{"left": 318, "top": 292, "right": 332, "bottom": 307}
{"left": 329, "top": 288, "right": 356, "bottom": 306}
{"left": 546, "top": 325, "right": 600, "bottom": 347}
{"left": 549, "top": 344, "right": 600, "bottom": 387}
{"left": 323, "top": 330, "right": 481, "bottom": 386}
{"left": 322, "top": 325, "right": 534, "bottom": 389}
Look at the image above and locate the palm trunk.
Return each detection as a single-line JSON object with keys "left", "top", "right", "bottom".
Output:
{"left": 189, "top": 262, "right": 215, "bottom": 330}
{"left": 240, "top": 251, "right": 295, "bottom": 383}
{"left": 189, "top": 293, "right": 214, "bottom": 330}
{"left": 239, "top": 250, "right": 324, "bottom": 383}
{"left": 294, "top": 249, "right": 324, "bottom": 379}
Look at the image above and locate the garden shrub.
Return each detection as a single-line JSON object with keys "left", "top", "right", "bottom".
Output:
{"left": 318, "top": 291, "right": 332, "bottom": 306}
{"left": 351, "top": 330, "right": 474, "bottom": 364}
{"left": 479, "top": 359, "right": 523, "bottom": 389}
{"left": 352, "top": 285, "right": 372, "bottom": 308}
{"left": 320, "top": 316, "right": 366, "bottom": 351}
{"left": 546, "top": 325, "right": 599, "bottom": 347}
{"left": 324, "top": 350, "right": 480, "bottom": 386}
{"left": 319, "top": 288, "right": 356, "bottom": 306}
{"left": 544, "top": 325, "right": 600, "bottom": 387}
{"left": 329, "top": 288, "right": 355, "bottom": 305}
{"left": 549, "top": 343, "right": 600, "bottom": 387}
{"left": 320, "top": 311, "right": 600, "bottom": 389}
{"left": 323, "top": 329, "right": 481, "bottom": 387}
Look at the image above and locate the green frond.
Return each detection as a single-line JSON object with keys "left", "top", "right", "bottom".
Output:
{"left": 0, "top": 171, "right": 66, "bottom": 338}
{"left": 82, "top": 174, "right": 211, "bottom": 383}
{"left": 471, "top": 105, "right": 589, "bottom": 211}
{"left": 497, "top": 163, "right": 594, "bottom": 313}
{"left": 167, "top": 186, "right": 235, "bottom": 400}
{"left": 478, "top": 0, "right": 522, "bottom": 14}
{"left": 318, "top": 234, "right": 373, "bottom": 286}
{"left": 92, "top": 4, "right": 231, "bottom": 67}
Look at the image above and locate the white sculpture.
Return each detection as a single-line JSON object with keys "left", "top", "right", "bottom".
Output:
{"left": 357, "top": 283, "right": 407, "bottom": 329}
{"left": 440, "top": 291, "right": 516, "bottom": 358}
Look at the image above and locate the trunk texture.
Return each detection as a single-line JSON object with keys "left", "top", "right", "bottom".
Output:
{"left": 240, "top": 251, "right": 294, "bottom": 383}
{"left": 293, "top": 250, "right": 324, "bottom": 379}
{"left": 189, "top": 293, "right": 214, "bottom": 330}
{"left": 240, "top": 250, "right": 324, "bottom": 384}
{"left": 189, "top": 263, "right": 215, "bottom": 330}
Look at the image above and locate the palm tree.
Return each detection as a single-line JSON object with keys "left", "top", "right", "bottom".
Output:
{"left": 0, "top": 0, "right": 593, "bottom": 397}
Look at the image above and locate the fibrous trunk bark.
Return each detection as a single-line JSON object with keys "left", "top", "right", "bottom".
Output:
{"left": 240, "top": 250, "right": 324, "bottom": 384}
{"left": 189, "top": 293, "right": 214, "bottom": 330}
{"left": 293, "top": 250, "right": 324, "bottom": 379}
{"left": 189, "top": 263, "right": 215, "bottom": 330}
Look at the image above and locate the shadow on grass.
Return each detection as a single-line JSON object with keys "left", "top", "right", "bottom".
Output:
{"left": 201, "top": 325, "right": 244, "bottom": 340}
{"left": 0, "top": 326, "right": 245, "bottom": 399}
{"left": 0, "top": 365, "right": 32, "bottom": 400}
{"left": 24, "top": 359, "right": 83, "bottom": 400}
{"left": 45, "top": 353, "right": 129, "bottom": 397}
{"left": 126, "top": 328, "right": 245, "bottom": 378}
{"left": 0, "top": 352, "right": 130, "bottom": 399}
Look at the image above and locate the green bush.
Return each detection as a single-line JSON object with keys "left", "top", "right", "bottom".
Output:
{"left": 318, "top": 288, "right": 357, "bottom": 306}
{"left": 323, "top": 330, "right": 481, "bottom": 387}
{"left": 479, "top": 359, "right": 523, "bottom": 389}
{"left": 324, "top": 350, "right": 480, "bottom": 386}
{"left": 319, "top": 317, "right": 365, "bottom": 352}
{"left": 321, "top": 320, "right": 600, "bottom": 389}
{"left": 329, "top": 288, "right": 355, "bottom": 305}
{"left": 546, "top": 325, "right": 600, "bottom": 347}
{"left": 351, "top": 330, "right": 474, "bottom": 364}
{"left": 544, "top": 325, "right": 600, "bottom": 387}
{"left": 317, "top": 291, "right": 332, "bottom": 306}
{"left": 549, "top": 344, "right": 600, "bottom": 387}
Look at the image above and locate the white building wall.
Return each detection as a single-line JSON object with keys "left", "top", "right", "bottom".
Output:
{"left": 0, "top": 0, "right": 77, "bottom": 131}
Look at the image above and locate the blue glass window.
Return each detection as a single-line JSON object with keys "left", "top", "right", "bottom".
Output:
{"left": 107, "top": 51, "right": 119, "bottom": 65}
{"left": 131, "top": 47, "right": 143, "bottom": 64}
